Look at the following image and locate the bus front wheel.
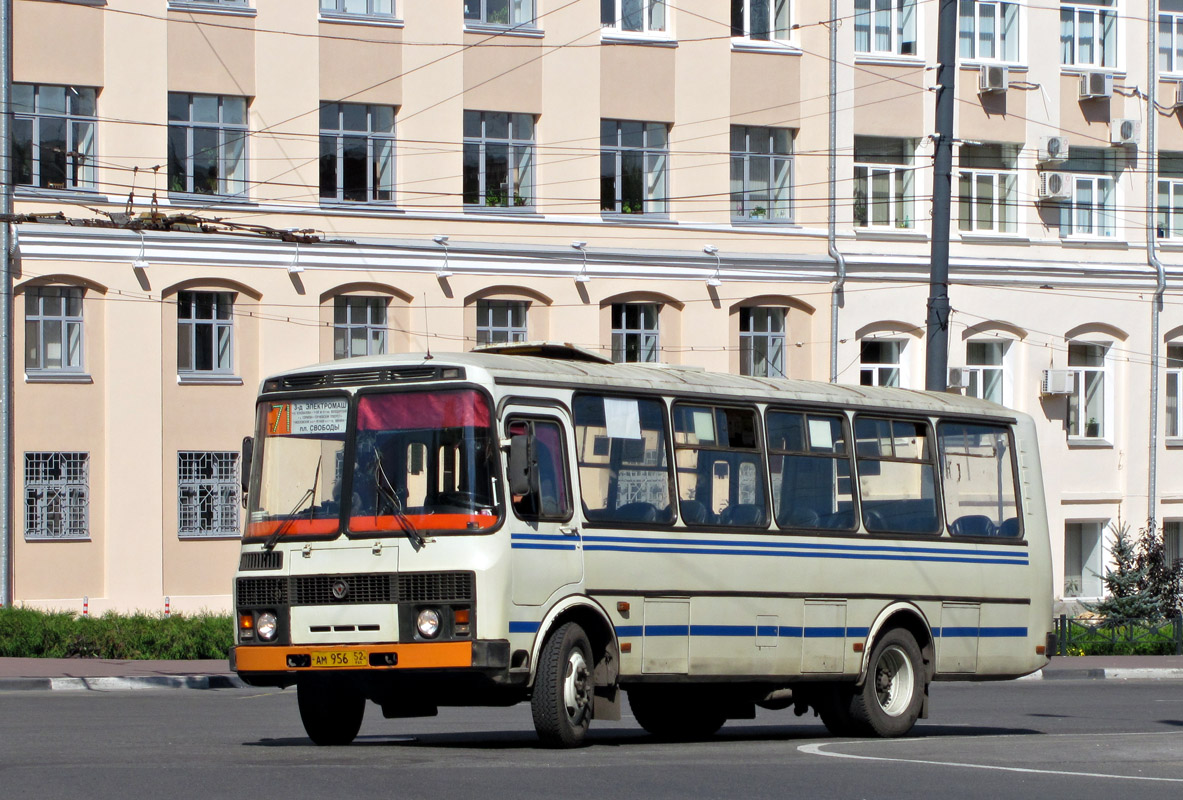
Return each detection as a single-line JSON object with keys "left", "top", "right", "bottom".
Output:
{"left": 531, "top": 622, "right": 594, "bottom": 748}
{"left": 297, "top": 675, "right": 366, "bottom": 746}
{"left": 850, "top": 628, "right": 925, "bottom": 737}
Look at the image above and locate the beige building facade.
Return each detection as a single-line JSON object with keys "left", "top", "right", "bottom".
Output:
{"left": 7, "top": 0, "right": 1183, "bottom": 613}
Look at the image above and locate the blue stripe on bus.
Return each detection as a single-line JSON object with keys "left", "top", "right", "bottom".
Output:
{"left": 616, "top": 625, "right": 644, "bottom": 637}
{"left": 613, "top": 624, "right": 1028, "bottom": 640}
{"left": 579, "top": 533, "right": 1029, "bottom": 560}
{"left": 933, "top": 626, "right": 1028, "bottom": 638}
{"left": 510, "top": 542, "right": 579, "bottom": 551}
{"left": 581, "top": 543, "right": 1025, "bottom": 566}
{"left": 508, "top": 621, "right": 541, "bottom": 633}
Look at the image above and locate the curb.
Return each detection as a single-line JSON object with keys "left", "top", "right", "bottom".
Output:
{"left": 1020, "top": 668, "right": 1183, "bottom": 681}
{"left": 0, "top": 675, "right": 246, "bottom": 692}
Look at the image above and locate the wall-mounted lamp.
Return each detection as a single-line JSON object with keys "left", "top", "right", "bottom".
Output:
{"left": 433, "top": 235, "right": 453, "bottom": 278}
{"left": 287, "top": 239, "right": 304, "bottom": 274}
{"left": 132, "top": 231, "right": 149, "bottom": 269}
{"left": 572, "top": 241, "right": 590, "bottom": 283}
{"left": 703, "top": 244, "right": 721, "bottom": 287}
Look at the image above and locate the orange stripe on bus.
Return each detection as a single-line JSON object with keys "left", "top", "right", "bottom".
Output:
{"left": 348, "top": 514, "right": 498, "bottom": 532}
{"left": 244, "top": 519, "right": 340, "bottom": 538}
{"left": 235, "top": 642, "right": 473, "bottom": 672}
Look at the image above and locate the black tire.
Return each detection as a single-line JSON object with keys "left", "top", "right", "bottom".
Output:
{"left": 849, "top": 628, "right": 925, "bottom": 737}
{"left": 815, "top": 684, "right": 867, "bottom": 737}
{"left": 627, "top": 686, "right": 726, "bottom": 740}
{"left": 297, "top": 675, "right": 366, "bottom": 746}
{"left": 531, "top": 622, "right": 594, "bottom": 748}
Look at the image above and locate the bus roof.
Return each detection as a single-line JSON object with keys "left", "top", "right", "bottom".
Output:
{"left": 264, "top": 348, "right": 1019, "bottom": 420}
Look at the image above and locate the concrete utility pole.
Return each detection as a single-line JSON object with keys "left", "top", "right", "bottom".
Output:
{"left": 0, "top": 0, "right": 12, "bottom": 607}
{"left": 925, "top": 0, "right": 957, "bottom": 392}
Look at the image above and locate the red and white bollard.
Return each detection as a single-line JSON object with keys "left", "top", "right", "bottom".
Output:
{"left": 164, "top": 597, "right": 171, "bottom": 618}
{"left": 82, "top": 596, "right": 88, "bottom": 617}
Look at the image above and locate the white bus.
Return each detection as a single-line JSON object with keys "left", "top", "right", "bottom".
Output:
{"left": 231, "top": 344, "right": 1053, "bottom": 747}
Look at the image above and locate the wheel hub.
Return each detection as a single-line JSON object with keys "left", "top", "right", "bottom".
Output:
{"left": 563, "top": 651, "right": 591, "bottom": 723}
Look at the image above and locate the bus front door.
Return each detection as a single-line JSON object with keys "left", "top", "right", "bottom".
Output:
{"left": 506, "top": 410, "right": 584, "bottom": 606}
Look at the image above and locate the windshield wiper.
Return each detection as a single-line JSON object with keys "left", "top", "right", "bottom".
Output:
{"left": 263, "top": 456, "right": 321, "bottom": 551}
{"left": 373, "top": 448, "right": 426, "bottom": 551}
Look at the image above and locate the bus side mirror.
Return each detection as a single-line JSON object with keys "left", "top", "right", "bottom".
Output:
{"left": 507, "top": 433, "right": 537, "bottom": 497}
{"left": 241, "top": 436, "right": 254, "bottom": 500}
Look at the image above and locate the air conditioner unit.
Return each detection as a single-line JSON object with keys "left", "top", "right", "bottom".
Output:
{"left": 978, "top": 64, "right": 1008, "bottom": 94}
{"left": 1110, "top": 118, "right": 1141, "bottom": 146}
{"left": 947, "top": 367, "right": 972, "bottom": 389}
{"left": 1170, "top": 80, "right": 1183, "bottom": 110}
{"left": 1038, "top": 171, "right": 1072, "bottom": 201}
{"left": 1079, "top": 71, "right": 1113, "bottom": 100}
{"left": 1041, "top": 369, "right": 1077, "bottom": 395}
{"left": 1037, "top": 136, "right": 1069, "bottom": 165}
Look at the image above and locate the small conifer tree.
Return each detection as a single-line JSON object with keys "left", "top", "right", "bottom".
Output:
{"left": 1087, "top": 519, "right": 1158, "bottom": 625}
{"left": 1135, "top": 523, "right": 1183, "bottom": 622}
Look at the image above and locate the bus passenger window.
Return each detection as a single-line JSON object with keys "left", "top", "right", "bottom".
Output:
{"left": 573, "top": 395, "right": 674, "bottom": 525}
{"left": 507, "top": 418, "right": 571, "bottom": 520}
{"left": 672, "top": 404, "right": 767, "bottom": 528}
{"left": 854, "top": 417, "right": 939, "bottom": 534}
{"left": 939, "top": 422, "right": 1021, "bottom": 538}
{"left": 766, "top": 411, "right": 855, "bottom": 531}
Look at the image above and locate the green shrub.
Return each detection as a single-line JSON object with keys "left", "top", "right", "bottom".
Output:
{"left": 0, "top": 606, "right": 233, "bottom": 659}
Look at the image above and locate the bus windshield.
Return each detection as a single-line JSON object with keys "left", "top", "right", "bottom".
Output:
{"left": 348, "top": 388, "right": 500, "bottom": 534}
{"left": 245, "top": 397, "right": 350, "bottom": 541}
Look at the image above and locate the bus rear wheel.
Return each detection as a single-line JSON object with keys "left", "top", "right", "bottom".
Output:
{"left": 531, "top": 622, "right": 594, "bottom": 748}
{"left": 297, "top": 675, "right": 366, "bottom": 746}
{"left": 627, "top": 687, "right": 726, "bottom": 740}
{"left": 850, "top": 628, "right": 925, "bottom": 737}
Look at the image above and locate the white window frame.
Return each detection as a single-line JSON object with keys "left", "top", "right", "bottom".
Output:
{"left": 24, "top": 286, "right": 84, "bottom": 374}
{"left": 964, "top": 339, "right": 1010, "bottom": 405}
{"left": 958, "top": 148, "right": 1018, "bottom": 234}
{"left": 601, "top": 0, "right": 667, "bottom": 35}
{"left": 178, "top": 451, "right": 241, "bottom": 539}
{"left": 464, "top": 111, "right": 535, "bottom": 210}
{"left": 601, "top": 119, "right": 668, "bottom": 216}
{"left": 611, "top": 302, "right": 660, "bottom": 363}
{"left": 177, "top": 290, "right": 235, "bottom": 375}
{"left": 1166, "top": 343, "right": 1183, "bottom": 438}
{"left": 1064, "top": 520, "right": 1104, "bottom": 598}
{"left": 24, "top": 451, "right": 90, "bottom": 541}
{"left": 854, "top": 138, "right": 916, "bottom": 230}
{"left": 854, "top": 0, "right": 918, "bottom": 57}
{"left": 739, "top": 307, "right": 786, "bottom": 378}
{"left": 167, "top": 93, "right": 248, "bottom": 197}
{"left": 465, "top": 0, "right": 533, "bottom": 27}
{"left": 12, "top": 83, "right": 97, "bottom": 192}
{"left": 1157, "top": 176, "right": 1183, "bottom": 239}
{"left": 476, "top": 299, "right": 529, "bottom": 345}
{"left": 1060, "top": 0, "right": 1117, "bottom": 69}
{"left": 958, "top": 1, "right": 1020, "bottom": 63}
{"left": 732, "top": 0, "right": 791, "bottom": 43}
{"left": 1066, "top": 340, "right": 1111, "bottom": 440}
{"left": 334, "top": 296, "right": 387, "bottom": 359}
{"left": 321, "top": 0, "right": 394, "bottom": 17}
{"left": 859, "top": 339, "right": 903, "bottom": 387}
{"left": 730, "top": 126, "right": 793, "bottom": 222}
{"left": 1059, "top": 151, "right": 1117, "bottom": 238}
{"left": 1165, "top": 520, "right": 1183, "bottom": 565}
{"left": 319, "top": 103, "right": 395, "bottom": 204}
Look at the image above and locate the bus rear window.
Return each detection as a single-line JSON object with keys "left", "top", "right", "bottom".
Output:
{"left": 939, "top": 422, "right": 1021, "bottom": 538}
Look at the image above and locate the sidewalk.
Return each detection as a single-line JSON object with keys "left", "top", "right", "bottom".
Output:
{"left": 2, "top": 654, "right": 1183, "bottom": 692}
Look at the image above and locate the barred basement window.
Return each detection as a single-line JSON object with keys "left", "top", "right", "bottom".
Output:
{"left": 25, "top": 452, "right": 89, "bottom": 540}
{"left": 178, "top": 451, "right": 240, "bottom": 538}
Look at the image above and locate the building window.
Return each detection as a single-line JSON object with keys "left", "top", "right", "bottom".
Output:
{"left": 1166, "top": 520, "right": 1183, "bottom": 566}
{"left": 334, "top": 296, "right": 387, "bottom": 359}
{"left": 167, "top": 93, "right": 248, "bottom": 197}
{"left": 601, "top": 119, "right": 668, "bottom": 215}
{"left": 1067, "top": 341, "right": 1108, "bottom": 439}
{"left": 959, "top": 1, "right": 1020, "bottom": 62}
{"left": 964, "top": 340, "right": 1006, "bottom": 404}
{"left": 178, "top": 452, "right": 240, "bottom": 538}
{"left": 25, "top": 287, "right": 83, "bottom": 373}
{"left": 178, "top": 291, "right": 234, "bottom": 374}
{"left": 1064, "top": 521, "right": 1103, "bottom": 597}
{"left": 319, "top": 103, "right": 395, "bottom": 203}
{"left": 860, "top": 339, "right": 902, "bottom": 387}
{"left": 463, "top": 111, "right": 534, "bottom": 209}
{"left": 730, "top": 126, "right": 792, "bottom": 222}
{"left": 476, "top": 299, "right": 528, "bottom": 345}
{"left": 740, "top": 308, "right": 786, "bottom": 378}
{"left": 1060, "top": 0, "right": 1117, "bottom": 68}
{"left": 601, "top": 0, "right": 666, "bottom": 33}
{"left": 1166, "top": 344, "right": 1183, "bottom": 437}
{"left": 465, "top": 0, "right": 532, "bottom": 26}
{"left": 958, "top": 144, "right": 1017, "bottom": 234}
{"left": 612, "top": 302, "right": 659, "bottom": 363}
{"left": 1156, "top": 153, "right": 1183, "bottom": 238}
{"left": 24, "top": 452, "right": 89, "bottom": 541}
{"left": 1059, "top": 148, "right": 1116, "bottom": 238}
{"left": 1160, "top": 4, "right": 1183, "bottom": 73}
{"left": 321, "top": 0, "right": 394, "bottom": 15}
{"left": 854, "top": 137, "right": 915, "bottom": 229}
{"left": 854, "top": 0, "right": 918, "bottom": 56}
{"left": 12, "top": 84, "right": 96, "bottom": 192}
{"left": 732, "top": 0, "right": 790, "bottom": 41}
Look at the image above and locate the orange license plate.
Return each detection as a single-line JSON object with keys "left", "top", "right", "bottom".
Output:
{"left": 311, "top": 649, "right": 367, "bottom": 668}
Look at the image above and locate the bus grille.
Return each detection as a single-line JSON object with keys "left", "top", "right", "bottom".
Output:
{"left": 239, "top": 551, "right": 283, "bottom": 571}
{"left": 293, "top": 574, "right": 396, "bottom": 605}
{"left": 399, "top": 572, "right": 474, "bottom": 603}
{"left": 236, "top": 577, "right": 288, "bottom": 606}
{"left": 267, "top": 366, "right": 463, "bottom": 392}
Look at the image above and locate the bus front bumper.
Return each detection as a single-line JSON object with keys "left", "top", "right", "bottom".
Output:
{"left": 231, "top": 640, "right": 509, "bottom": 677}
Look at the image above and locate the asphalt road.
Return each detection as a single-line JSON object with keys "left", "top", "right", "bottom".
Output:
{"left": 3, "top": 680, "right": 1182, "bottom": 799}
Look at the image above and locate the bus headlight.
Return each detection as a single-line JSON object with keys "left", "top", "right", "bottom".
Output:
{"left": 257, "top": 612, "right": 278, "bottom": 642}
{"left": 416, "top": 608, "right": 441, "bottom": 639}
